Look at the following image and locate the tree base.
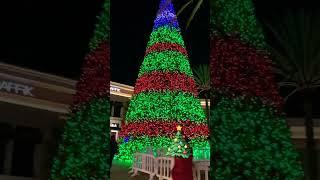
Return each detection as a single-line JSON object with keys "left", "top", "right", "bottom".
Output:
{"left": 172, "top": 157, "right": 193, "bottom": 180}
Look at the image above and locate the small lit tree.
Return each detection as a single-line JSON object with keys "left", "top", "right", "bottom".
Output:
{"left": 167, "top": 125, "right": 193, "bottom": 180}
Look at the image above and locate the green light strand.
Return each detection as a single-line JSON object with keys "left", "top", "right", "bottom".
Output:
{"left": 50, "top": 98, "right": 110, "bottom": 180}
{"left": 147, "top": 26, "right": 185, "bottom": 48}
{"left": 211, "top": 0, "right": 266, "bottom": 49}
{"left": 89, "top": 0, "right": 110, "bottom": 50}
{"left": 167, "top": 130, "right": 191, "bottom": 158}
{"left": 126, "top": 91, "right": 206, "bottom": 123}
{"left": 210, "top": 96, "right": 304, "bottom": 179}
{"left": 138, "top": 51, "right": 193, "bottom": 77}
{"left": 116, "top": 136, "right": 209, "bottom": 163}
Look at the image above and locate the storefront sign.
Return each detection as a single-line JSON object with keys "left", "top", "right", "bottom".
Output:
{"left": 110, "top": 123, "right": 119, "bottom": 128}
{"left": 110, "top": 86, "right": 120, "bottom": 92}
{"left": 0, "top": 81, "right": 34, "bottom": 96}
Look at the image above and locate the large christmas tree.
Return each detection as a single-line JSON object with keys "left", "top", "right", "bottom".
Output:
{"left": 50, "top": 0, "right": 110, "bottom": 179}
{"left": 210, "top": 0, "right": 303, "bottom": 179}
{"left": 117, "top": 0, "right": 209, "bottom": 163}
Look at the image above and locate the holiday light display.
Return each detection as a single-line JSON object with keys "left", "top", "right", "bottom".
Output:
{"left": 50, "top": 0, "right": 111, "bottom": 179}
{"left": 211, "top": 0, "right": 265, "bottom": 48}
{"left": 167, "top": 125, "right": 191, "bottom": 158}
{"left": 210, "top": 0, "right": 303, "bottom": 179}
{"left": 117, "top": 0, "right": 209, "bottom": 163}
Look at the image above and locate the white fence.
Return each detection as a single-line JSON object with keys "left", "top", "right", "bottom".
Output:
{"left": 155, "top": 157, "right": 174, "bottom": 180}
{"left": 129, "top": 153, "right": 210, "bottom": 180}
{"left": 193, "top": 161, "right": 210, "bottom": 180}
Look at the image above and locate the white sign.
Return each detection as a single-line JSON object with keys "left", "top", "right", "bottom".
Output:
{"left": 0, "top": 81, "right": 34, "bottom": 96}
{"left": 110, "top": 123, "right": 119, "bottom": 127}
{"left": 110, "top": 86, "right": 120, "bottom": 92}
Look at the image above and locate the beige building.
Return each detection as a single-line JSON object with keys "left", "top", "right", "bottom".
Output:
{"left": 0, "top": 62, "right": 319, "bottom": 180}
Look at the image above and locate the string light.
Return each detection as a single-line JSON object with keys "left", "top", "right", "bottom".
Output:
{"left": 147, "top": 26, "right": 185, "bottom": 48}
{"left": 138, "top": 51, "right": 193, "bottom": 77}
{"left": 134, "top": 72, "right": 198, "bottom": 95}
{"left": 73, "top": 42, "right": 110, "bottom": 108}
{"left": 119, "top": 120, "right": 209, "bottom": 139}
{"left": 125, "top": 92, "right": 206, "bottom": 123}
{"left": 210, "top": 35, "right": 283, "bottom": 109}
{"left": 210, "top": 0, "right": 303, "bottom": 178}
{"left": 145, "top": 42, "right": 187, "bottom": 57}
{"left": 211, "top": 0, "right": 265, "bottom": 49}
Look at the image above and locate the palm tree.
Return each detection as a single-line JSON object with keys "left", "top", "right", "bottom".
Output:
{"left": 176, "top": 0, "right": 203, "bottom": 29}
{"left": 260, "top": 8, "right": 320, "bottom": 180}
{"left": 193, "top": 64, "right": 211, "bottom": 121}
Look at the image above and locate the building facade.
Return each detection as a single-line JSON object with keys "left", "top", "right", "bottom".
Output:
{"left": 0, "top": 62, "right": 319, "bottom": 180}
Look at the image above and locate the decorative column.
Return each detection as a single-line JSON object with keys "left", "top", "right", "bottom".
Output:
{"left": 110, "top": 102, "right": 114, "bottom": 117}
{"left": 38, "top": 128, "right": 53, "bottom": 180}
{"left": 33, "top": 143, "right": 41, "bottom": 177}
{"left": 3, "top": 140, "right": 14, "bottom": 175}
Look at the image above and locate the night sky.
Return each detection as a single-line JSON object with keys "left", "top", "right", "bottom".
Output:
{"left": 0, "top": 0, "right": 104, "bottom": 79}
{"left": 0, "top": 0, "right": 209, "bottom": 86}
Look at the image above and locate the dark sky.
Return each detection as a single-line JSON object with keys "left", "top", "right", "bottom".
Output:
{"left": 0, "top": 0, "right": 104, "bottom": 79}
{"left": 0, "top": 0, "right": 209, "bottom": 86}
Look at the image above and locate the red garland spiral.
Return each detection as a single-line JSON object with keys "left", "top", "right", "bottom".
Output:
{"left": 145, "top": 42, "right": 188, "bottom": 57}
{"left": 210, "top": 36, "right": 283, "bottom": 109}
{"left": 134, "top": 72, "right": 198, "bottom": 95}
{"left": 73, "top": 41, "right": 110, "bottom": 107}
{"left": 119, "top": 120, "right": 209, "bottom": 139}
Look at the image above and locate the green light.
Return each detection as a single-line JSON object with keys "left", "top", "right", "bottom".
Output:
{"left": 89, "top": 0, "right": 110, "bottom": 50}
{"left": 167, "top": 130, "right": 191, "bottom": 158}
{"left": 147, "top": 26, "right": 185, "bottom": 48}
{"left": 138, "top": 51, "right": 193, "bottom": 77}
{"left": 50, "top": 98, "right": 110, "bottom": 179}
{"left": 210, "top": 97, "right": 304, "bottom": 179}
{"left": 116, "top": 136, "right": 209, "bottom": 163}
{"left": 126, "top": 91, "right": 206, "bottom": 123}
{"left": 211, "top": 0, "right": 265, "bottom": 49}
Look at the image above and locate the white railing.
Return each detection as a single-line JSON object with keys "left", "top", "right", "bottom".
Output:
{"left": 130, "top": 153, "right": 156, "bottom": 180}
{"left": 155, "top": 157, "right": 174, "bottom": 180}
{"left": 129, "top": 153, "right": 210, "bottom": 180}
{"left": 193, "top": 160, "right": 210, "bottom": 180}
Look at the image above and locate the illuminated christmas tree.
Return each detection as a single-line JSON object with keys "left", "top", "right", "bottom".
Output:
{"left": 117, "top": 0, "right": 209, "bottom": 163}
{"left": 166, "top": 125, "right": 191, "bottom": 158}
{"left": 50, "top": 1, "right": 110, "bottom": 179}
{"left": 167, "top": 125, "right": 193, "bottom": 180}
{"left": 210, "top": 0, "right": 303, "bottom": 179}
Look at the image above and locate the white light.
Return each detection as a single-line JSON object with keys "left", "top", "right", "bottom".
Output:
{"left": 110, "top": 86, "right": 120, "bottom": 92}
{"left": 110, "top": 123, "right": 118, "bottom": 127}
{"left": 0, "top": 80, "right": 34, "bottom": 96}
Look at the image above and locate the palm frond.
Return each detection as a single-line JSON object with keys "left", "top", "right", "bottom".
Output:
{"left": 186, "top": 0, "right": 203, "bottom": 29}
{"left": 261, "top": 11, "right": 318, "bottom": 86}
{"left": 193, "top": 64, "right": 210, "bottom": 92}
{"left": 278, "top": 82, "right": 298, "bottom": 87}
{"left": 284, "top": 88, "right": 299, "bottom": 102}
{"left": 176, "top": 0, "right": 193, "bottom": 16}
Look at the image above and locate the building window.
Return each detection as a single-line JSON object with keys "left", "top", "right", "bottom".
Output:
{"left": 10, "top": 126, "right": 41, "bottom": 177}
{"left": 11, "top": 140, "right": 35, "bottom": 177}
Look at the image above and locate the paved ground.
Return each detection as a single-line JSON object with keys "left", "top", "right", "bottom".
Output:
{"left": 110, "top": 162, "right": 149, "bottom": 180}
